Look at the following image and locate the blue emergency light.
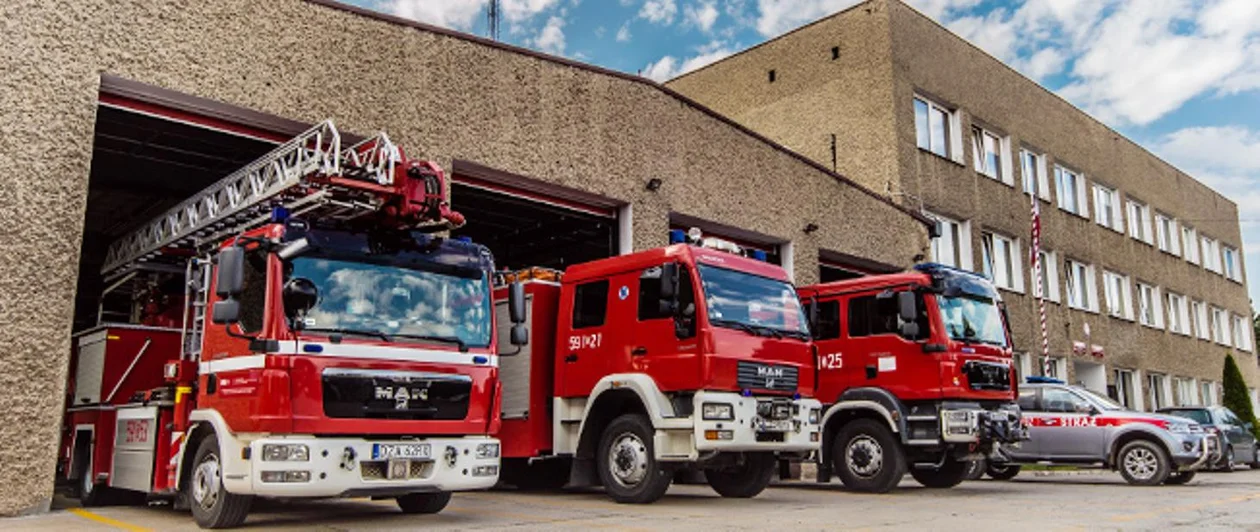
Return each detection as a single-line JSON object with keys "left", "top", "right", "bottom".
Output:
{"left": 669, "top": 229, "right": 687, "bottom": 244}
{"left": 454, "top": 236, "right": 473, "bottom": 243}
{"left": 751, "top": 250, "right": 768, "bottom": 261}
{"left": 270, "top": 205, "right": 290, "bottom": 223}
{"left": 1025, "top": 376, "right": 1065, "bottom": 384}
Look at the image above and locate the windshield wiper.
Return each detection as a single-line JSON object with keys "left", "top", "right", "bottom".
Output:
{"left": 711, "top": 319, "right": 767, "bottom": 337}
{"left": 302, "top": 327, "right": 393, "bottom": 342}
{"left": 392, "top": 333, "right": 469, "bottom": 353}
{"left": 711, "top": 319, "right": 797, "bottom": 341}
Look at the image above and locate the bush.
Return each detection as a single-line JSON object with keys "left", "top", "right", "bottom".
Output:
{"left": 1221, "top": 353, "right": 1260, "bottom": 440}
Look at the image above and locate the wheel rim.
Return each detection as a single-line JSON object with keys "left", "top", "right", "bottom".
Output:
{"left": 607, "top": 432, "right": 649, "bottom": 488}
{"left": 192, "top": 452, "right": 222, "bottom": 510}
{"left": 846, "top": 435, "right": 884, "bottom": 479}
{"left": 81, "top": 469, "right": 93, "bottom": 496}
{"left": 1123, "top": 447, "right": 1159, "bottom": 480}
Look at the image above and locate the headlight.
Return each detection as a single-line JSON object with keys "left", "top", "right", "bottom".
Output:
{"left": 476, "top": 442, "right": 500, "bottom": 459}
{"left": 808, "top": 408, "right": 821, "bottom": 424}
{"left": 702, "top": 402, "right": 735, "bottom": 421}
{"left": 261, "top": 443, "right": 309, "bottom": 462}
{"left": 1167, "top": 422, "right": 1195, "bottom": 434}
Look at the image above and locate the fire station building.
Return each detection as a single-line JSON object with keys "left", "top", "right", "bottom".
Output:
{"left": 668, "top": 1, "right": 1258, "bottom": 410}
{"left": 1, "top": 0, "right": 934, "bottom": 516}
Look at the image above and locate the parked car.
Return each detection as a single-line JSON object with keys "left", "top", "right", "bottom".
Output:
{"left": 1158, "top": 406, "right": 1260, "bottom": 471}
{"left": 987, "top": 379, "right": 1215, "bottom": 485}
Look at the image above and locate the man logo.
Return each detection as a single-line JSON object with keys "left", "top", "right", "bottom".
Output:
{"left": 756, "top": 366, "right": 785, "bottom": 378}
{"left": 375, "top": 386, "right": 430, "bottom": 410}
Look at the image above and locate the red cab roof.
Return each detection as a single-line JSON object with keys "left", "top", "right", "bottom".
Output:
{"left": 564, "top": 244, "right": 792, "bottom": 284}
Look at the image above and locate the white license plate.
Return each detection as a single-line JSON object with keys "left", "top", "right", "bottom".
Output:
{"left": 755, "top": 419, "right": 792, "bottom": 432}
{"left": 373, "top": 443, "right": 432, "bottom": 460}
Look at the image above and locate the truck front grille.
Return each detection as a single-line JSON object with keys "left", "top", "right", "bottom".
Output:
{"left": 962, "top": 361, "right": 1011, "bottom": 391}
{"left": 736, "top": 361, "right": 799, "bottom": 393}
{"left": 322, "top": 368, "right": 472, "bottom": 421}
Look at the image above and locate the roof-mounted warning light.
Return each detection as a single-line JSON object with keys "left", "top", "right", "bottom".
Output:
{"left": 678, "top": 227, "right": 761, "bottom": 259}
{"left": 1025, "top": 376, "right": 1065, "bottom": 384}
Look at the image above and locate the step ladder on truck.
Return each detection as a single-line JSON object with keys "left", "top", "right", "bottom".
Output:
{"left": 490, "top": 229, "right": 822, "bottom": 503}
{"left": 59, "top": 120, "right": 526, "bottom": 528}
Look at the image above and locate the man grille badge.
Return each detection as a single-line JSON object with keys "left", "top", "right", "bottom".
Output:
{"left": 375, "top": 385, "right": 430, "bottom": 410}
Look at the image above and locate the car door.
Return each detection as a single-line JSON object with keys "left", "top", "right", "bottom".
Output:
{"left": 630, "top": 264, "right": 701, "bottom": 391}
{"left": 1035, "top": 387, "right": 1106, "bottom": 460}
{"left": 1219, "top": 408, "right": 1255, "bottom": 461}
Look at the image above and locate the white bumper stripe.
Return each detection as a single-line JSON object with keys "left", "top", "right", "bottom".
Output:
{"left": 198, "top": 343, "right": 496, "bottom": 374}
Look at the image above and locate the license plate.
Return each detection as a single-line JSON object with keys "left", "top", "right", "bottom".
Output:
{"left": 372, "top": 443, "right": 432, "bottom": 460}
{"left": 755, "top": 419, "right": 792, "bottom": 432}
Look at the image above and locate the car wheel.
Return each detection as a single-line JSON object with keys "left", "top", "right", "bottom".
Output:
{"left": 831, "top": 418, "right": 906, "bottom": 493}
{"left": 1221, "top": 447, "right": 1236, "bottom": 472}
{"left": 985, "top": 463, "right": 1022, "bottom": 481}
{"left": 597, "top": 414, "right": 672, "bottom": 504}
{"left": 1117, "top": 439, "right": 1171, "bottom": 486}
{"left": 1164, "top": 471, "right": 1196, "bottom": 485}
{"left": 909, "top": 458, "right": 970, "bottom": 489}
{"left": 963, "top": 458, "right": 986, "bottom": 481}
{"left": 189, "top": 435, "right": 253, "bottom": 529}
{"left": 705, "top": 452, "right": 776, "bottom": 498}
{"left": 396, "top": 492, "right": 452, "bottom": 514}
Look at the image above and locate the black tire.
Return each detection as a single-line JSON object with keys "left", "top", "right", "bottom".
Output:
{"left": 1221, "top": 447, "right": 1236, "bottom": 472}
{"left": 188, "top": 435, "right": 253, "bottom": 529}
{"left": 1117, "top": 439, "right": 1171, "bottom": 486}
{"left": 963, "top": 459, "right": 986, "bottom": 481}
{"left": 830, "top": 418, "right": 906, "bottom": 493}
{"left": 597, "top": 414, "right": 672, "bottom": 504}
{"left": 1165, "top": 471, "right": 1196, "bottom": 485}
{"left": 910, "top": 458, "right": 971, "bottom": 489}
{"left": 78, "top": 463, "right": 109, "bottom": 507}
{"left": 396, "top": 492, "right": 452, "bottom": 514}
{"left": 705, "top": 452, "right": 776, "bottom": 498}
{"left": 985, "top": 463, "right": 1022, "bottom": 481}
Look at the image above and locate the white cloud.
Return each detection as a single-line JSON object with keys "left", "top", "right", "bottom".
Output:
{"left": 616, "top": 21, "right": 633, "bottom": 42}
{"left": 754, "top": 0, "right": 861, "bottom": 37}
{"left": 501, "top": 0, "right": 562, "bottom": 23}
{"left": 641, "top": 40, "right": 736, "bottom": 81}
{"left": 906, "top": 0, "right": 980, "bottom": 20}
{"left": 685, "top": 1, "right": 720, "bottom": 32}
{"left": 532, "top": 16, "right": 567, "bottom": 54}
{"left": 640, "top": 0, "right": 679, "bottom": 25}
{"left": 389, "top": 0, "right": 487, "bottom": 31}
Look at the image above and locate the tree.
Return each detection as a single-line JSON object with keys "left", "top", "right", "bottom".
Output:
{"left": 1221, "top": 353, "right": 1260, "bottom": 440}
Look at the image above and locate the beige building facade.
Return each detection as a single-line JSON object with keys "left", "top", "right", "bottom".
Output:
{"left": 0, "top": 0, "right": 932, "bottom": 516}
{"left": 669, "top": 0, "right": 1257, "bottom": 408}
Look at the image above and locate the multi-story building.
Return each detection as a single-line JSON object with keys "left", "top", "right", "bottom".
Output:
{"left": 668, "top": 0, "right": 1257, "bottom": 409}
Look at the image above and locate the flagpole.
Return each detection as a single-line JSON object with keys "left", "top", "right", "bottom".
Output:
{"left": 1030, "top": 187, "right": 1051, "bottom": 376}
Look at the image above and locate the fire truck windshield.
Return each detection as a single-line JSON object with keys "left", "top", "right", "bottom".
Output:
{"left": 696, "top": 264, "right": 810, "bottom": 339}
{"left": 286, "top": 256, "right": 492, "bottom": 348}
{"left": 938, "top": 294, "right": 1007, "bottom": 347}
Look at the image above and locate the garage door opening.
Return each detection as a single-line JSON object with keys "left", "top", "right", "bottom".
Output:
{"left": 71, "top": 102, "right": 281, "bottom": 330}
{"left": 818, "top": 251, "right": 899, "bottom": 284}
{"left": 450, "top": 163, "right": 622, "bottom": 272}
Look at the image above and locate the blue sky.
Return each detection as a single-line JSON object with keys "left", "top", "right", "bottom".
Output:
{"left": 353, "top": 0, "right": 1260, "bottom": 309}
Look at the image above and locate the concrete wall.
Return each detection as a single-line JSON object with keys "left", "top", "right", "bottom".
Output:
{"left": 0, "top": 0, "right": 928, "bottom": 515}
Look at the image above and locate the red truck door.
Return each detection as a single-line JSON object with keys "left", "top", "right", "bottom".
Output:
{"left": 833, "top": 290, "right": 939, "bottom": 400}
{"left": 630, "top": 264, "right": 701, "bottom": 391}
{"left": 556, "top": 279, "right": 615, "bottom": 397}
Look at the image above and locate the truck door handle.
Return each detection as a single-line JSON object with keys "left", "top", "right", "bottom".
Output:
{"left": 565, "top": 353, "right": 578, "bottom": 363}
{"left": 631, "top": 346, "right": 648, "bottom": 356}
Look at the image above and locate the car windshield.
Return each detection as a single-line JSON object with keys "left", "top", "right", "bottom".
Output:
{"left": 696, "top": 264, "right": 810, "bottom": 338}
{"left": 1164, "top": 409, "right": 1212, "bottom": 425}
{"left": 287, "top": 256, "right": 491, "bottom": 348}
{"left": 938, "top": 294, "right": 1008, "bottom": 346}
{"left": 1076, "top": 387, "right": 1125, "bottom": 411}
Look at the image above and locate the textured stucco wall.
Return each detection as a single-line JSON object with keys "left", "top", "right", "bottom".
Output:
{"left": 0, "top": 0, "right": 928, "bottom": 515}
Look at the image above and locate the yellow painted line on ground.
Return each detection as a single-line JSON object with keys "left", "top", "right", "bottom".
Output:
{"left": 67, "top": 508, "right": 153, "bottom": 532}
{"left": 1109, "top": 492, "right": 1260, "bottom": 522}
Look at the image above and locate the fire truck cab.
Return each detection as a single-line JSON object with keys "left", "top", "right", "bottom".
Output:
{"left": 800, "top": 263, "right": 1024, "bottom": 492}
{"left": 494, "top": 231, "right": 821, "bottom": 503}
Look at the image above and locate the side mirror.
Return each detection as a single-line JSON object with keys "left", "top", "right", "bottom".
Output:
{"left": 282, "top": 278, "right": 319, "bottom": 320}
{"left": 509, "top": 324, "right": 529, "bottom": 347}
{"left": 211, "top": 299, "right": 240, "bottom": 324}
{"left": 508, "top": 282, "right": 527, "bottom": 324}
{"left": 215, "top": 247, "right": 245, "bottom": 298}
{"left": 807, "top": 296, "right": 819, "bottom": 332}
{"left": 659, "top": 263, "right": 679, "bottom": 300}
{"left": 1088, "top": 405, "right": 1100, "bottom": 416}
{"left": 899, "top": 321, "right": 920, "bottom": 339}
{"left": 897, "top": 291, "right": 918, "bottom": 323}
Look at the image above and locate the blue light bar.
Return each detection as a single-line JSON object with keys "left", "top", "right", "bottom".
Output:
{"left": 271, "top": 205, "right": 290, "bottom": 223}
{"left": 669, "top": 229, "right": 687, "bottom": 244}
{"left": 1025, "top": 376, "right": 1065, "bottom": 384}
{"left": 302, "top": 343, "right": 323, "bottom": 353}
{"left": 454, "top": 236, "right": 473, "bottom": 243}
{"left": 751, "top": 249, "right": 768, "bottom": 261}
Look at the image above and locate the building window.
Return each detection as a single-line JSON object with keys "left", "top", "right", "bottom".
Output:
{"left": 1054, "top": 165, "right": 1087, "bottom": 217}
{"left": 1013, "top": 352, "right": 1031, "bottom": 384}
{"left": 1033, "top": 249, "right": 1060, "bottom": 302}
{"left": 1046, "top": 356, "right": 1067, "bottom": 380}
{"left": 981, "top": 232, "right": 1023, "bottom": 292}
{"left": 1155, "top": 213, "right": 1180, "bottom": 255}
{"left": 927, "top": 212, "right": 971, "bottom": 270}
{"left": 972, "top": 126, "right": 1012, "bottom": 185}
{"left": 1065, "top": 259, "right": 1098, "bottom": 312}
{"left": 1192, "top": 300, "right": 1210, "bottom": 341}
{"left": 1166, "top": 292, "right": 1190, "bottom": 336}
{"left": 1114, "top": 369, "right": 1137, "bottom": 409}
{"left": 1224, "top": 246, "right": 1241, "bottom": 281}
{"left": 1020, "top": 149, "right": 1050, "bottom": 201}
{"left": 1136, "top": 282, "right": 1163, "bottom": 329}
{"left": 1102, "top": 270, "right": 1133, "bottom": 320}
{"left": 1201, "top": 381, "right": 1217, "bottom": 406}
{"left": 1233, "top": 314, "right": 1253, "bottom": 351}
{"left": 1174, "top": 377, "right": 1197, "bottom": 406}
{"left": 1211, "top": 306, "right": 1231, "bottom": 345}
{"left": 1092, "top": 184, "right": 1123, "bottom": 232}
{"left": 1147, "top": 373, "right": 1169, "bottom": 411}
{"left": 914, "top": 95, "right": 958, "bottom": 160}
{"left": 1202, "top": 236, "right": 1222, "bottom": 273}
{"left": 1126, "top": 199, "right": 1153, "bottom": 245}
{"left": 1183, "top": 225, "right": 1200, "bottom": 264}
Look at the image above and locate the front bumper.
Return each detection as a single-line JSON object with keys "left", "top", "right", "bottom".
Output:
{"left": 1168, "top": 432, "right": 1215, "bottom": 472}
{"left": 939, "top": 403, "right": 1025, "bottom": 444}
{"left": 655, "top": 391, "right": 821, "bottom": 460}
{"left": 223, "top": 435, "right": 500, "bottom": 498}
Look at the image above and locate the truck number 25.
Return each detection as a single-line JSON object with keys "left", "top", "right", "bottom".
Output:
{"left": 818, "top": 353, "right": 843, "bottom": 370}
{"left": 568, "top": 333, "right": 603, "bottom": 351}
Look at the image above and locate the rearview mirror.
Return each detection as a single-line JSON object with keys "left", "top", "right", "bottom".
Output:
{"left": 282, "top": 277, "right": 319, "bottom": 320}
{"left": 508, "top": 282, "right": 527, "bottom": 324}
{"left": 211, "top": 299, "right": 240, "bottom": 325}
{"left": 215, "top": 247, "right": 245, "bottom": 298}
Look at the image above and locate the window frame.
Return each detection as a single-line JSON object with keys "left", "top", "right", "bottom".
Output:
{"left": 1020, "top": 148, "right": 1051, "bottom": 201}
{"left": 972, "top": 125, "right": 1013, "bottom": 185}
{"left": 926, "top": 211, "right": 972, "bottom": 270}
{"left": 1065, "top": 259, "right": 1098, "bottom": 312}
{"left": 1166, "top": 292, "right": 1190, "bottom": 336}
{"left": 981, "top": 231, "right": 1023, "bottom": 293}
{"left": 1126, "top": 198, "right": 1154, "bottom": 245}
{"left": 1223, "top": 245, "right": 1241, "bottom": 281}
{"left": 1054, "top": 165, "right": 1088, "bottom": 217}
{"left": 1202, "top": 236, "right": 1222, "bottom": 273}
{"left": 1232, "top": 314, "right": 1252, "bottom": 351}
{"left": 914, "top": 95, "right": 960, "bottom": 161}
{"left": 1155, "top": 213, "right": 1180, "bottom": 256}
{"left": 1033, "top": 249, "right": 1060, "bottom": 303}
{"left": 1192, "top": 300, "right": 1210, "bottom": 341}
{"left": 1183, "top": 225, "right": 1200, "bottom": 264}
{"left": 1092, "top": 184, "right": 1123, "bottom": 232}
{"left": 1135, "top": 282, "right": 1163, "bottom": 329}
{"left": 1102, "top": 270, "right": 1133, "bottom": 320}
{"left": 1211, "top": 306, "right": 1231, "bottom": 345}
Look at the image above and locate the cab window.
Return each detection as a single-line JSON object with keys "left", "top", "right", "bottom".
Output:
{"left": 847, "top": 292, "right": 928, "bottom": 340}
{"left": 638, "top": 267, "right": 670, "bottom": 320}
{"left": 1017, "top": 389, "right": 1037, "bottom": 411}
{"left": 1041, "top": 388, "right": 1093, "bottom": 414}
{"left": 813, "top": 300, "right": 841, "bottom": 340}
{"left": 572, "top": 280, "right": 609, "bottom": 329}
{"left": 237, "top": 249, "right": 268, "bottom": 334}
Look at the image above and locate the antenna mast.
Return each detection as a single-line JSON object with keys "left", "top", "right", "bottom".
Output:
{"left": 488, "top": 0, "right": 501, "bottom": 41}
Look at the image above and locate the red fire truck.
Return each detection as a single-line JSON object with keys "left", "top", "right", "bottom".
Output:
{"left": 59, "top": 121, "right": 519, "bottom": 528}
{"left": 799, "top": 263, "right": 1024, "bottom": 492}
{"left": 492, "top": 230, "right": 821, "bottom": 504}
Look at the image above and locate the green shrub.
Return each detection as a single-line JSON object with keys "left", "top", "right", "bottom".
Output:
{"left": 1221, "top": 353, "right": 1260, "bottom": 440}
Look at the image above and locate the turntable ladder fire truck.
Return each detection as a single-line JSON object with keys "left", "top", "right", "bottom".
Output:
{"left": 60, "top": 120, "right": 516, "bottom": 528}
{"left": 491, "top": 230, "right": 821, "bottom": 504}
